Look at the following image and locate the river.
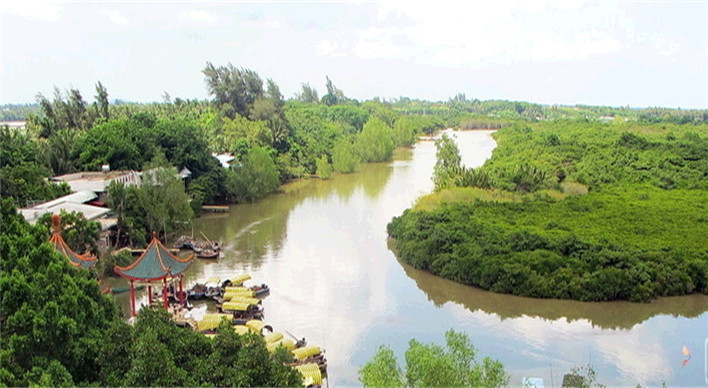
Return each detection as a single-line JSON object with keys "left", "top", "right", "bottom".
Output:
{"left": 112, "top": 129, "right": 708, "bottom": 386}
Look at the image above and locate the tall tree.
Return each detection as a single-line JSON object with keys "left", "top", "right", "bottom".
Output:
{"left": 322, "top": 76, "right": 346, "bottom": 106}
{"left": 296, "top": 82, "right": 319, "bottom": 103}
{"left": 94, "top": 81, "right": 109, "bottom": 120}
{"left": 355, "top": 116, "right": 395, "bottom": 163}
{"left": 432, "top": 133, "right": 462, "bottom": 191}
{"left": 202, "top": 62, "right": 264, "bottom": 118}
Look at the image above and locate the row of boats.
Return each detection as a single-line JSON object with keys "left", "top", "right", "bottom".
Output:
{"left": 170, "top": 274, "right": 327, "bottom": 386}
{"left": 173, "top": 235, "right": 222, "bottom": 259}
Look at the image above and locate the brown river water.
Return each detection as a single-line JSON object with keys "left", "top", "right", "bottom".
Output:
{"left": 109, "top": 130, "right": 708, "bottom": 386}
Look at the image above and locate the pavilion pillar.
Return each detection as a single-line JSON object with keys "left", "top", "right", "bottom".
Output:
{"left": 130, "top": 280, "right": 136, "bottom": 317}
{"left": 148, "top": 285, "right": 152, "bottom": 305}
{"left": 162, "top": 277, "right": 168, "bottom": 310}
{"left": 179, "top": 276, "right": 185, "bottom": 306}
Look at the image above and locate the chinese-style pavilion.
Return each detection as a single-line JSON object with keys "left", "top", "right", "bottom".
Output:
{"left": 49, "top": 214, "right": 98, "bottom": 269}
{"left": 114, "top": 232, "right": 195, "bottom": 316}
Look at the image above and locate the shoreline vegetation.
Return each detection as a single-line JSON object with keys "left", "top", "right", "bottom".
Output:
{"left": 388, "top": 121, "right": 708, "bottom": 302}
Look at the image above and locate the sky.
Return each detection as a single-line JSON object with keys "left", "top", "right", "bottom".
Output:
{"left": 2, "top": 1, "right": 707, "bottom": 109}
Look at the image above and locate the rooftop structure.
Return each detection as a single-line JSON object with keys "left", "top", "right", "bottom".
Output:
{"left": 213, "top": 153, "right": 235, "bottom": 168}
{"left": 19, "top": 191, "right": 114, "bottom": 227}
{"left": 49, "top": 214, "right": 98, "bottom": 269}
{"left": 114, "top": 233, "right": 195, "bottom": 316}
{"left": 50, "top": 170, "right": 141, "bottom": 193}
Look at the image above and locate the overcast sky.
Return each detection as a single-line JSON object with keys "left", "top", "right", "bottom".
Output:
{"left": 2, "top": 1, "right": 707, "bottom": 108}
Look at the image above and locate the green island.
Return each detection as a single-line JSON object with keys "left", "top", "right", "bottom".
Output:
{"left": 388, "top": 120, "right": 708, "bottom": 302}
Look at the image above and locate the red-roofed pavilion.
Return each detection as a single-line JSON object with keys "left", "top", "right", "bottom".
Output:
{"left": 49, "top": 214, "right": 98, "bottom": 269}
{"left": 114, "top": 232, "right": 195, "bottom": 316}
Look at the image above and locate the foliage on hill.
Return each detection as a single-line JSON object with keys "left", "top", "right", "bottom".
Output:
{"left": 389, "top": 120, "right": 708, "bottom": 302}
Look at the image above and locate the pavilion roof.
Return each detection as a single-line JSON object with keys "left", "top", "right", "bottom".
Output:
{"left": 49, "top": 214, "right": 98, "bottom": 269}
{"left": 114, "top": 233, "right": 194, "bottom": 281}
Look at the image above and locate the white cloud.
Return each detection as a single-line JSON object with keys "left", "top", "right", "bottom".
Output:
{"left": 358, "top": 0, "right": 629, "bottom": 66}
{"left": 315, "top": 40, "right": 347, "bottom": 58}
{"left": 103, "top": 10, "right": 128, "bottom": 25}
{"left": 353, "top": 27, "right": 402, "bottom": 59}
{"left": 2, "top": 1, "right": 62, "bottom": 21}
{"left": 181, "top": 10, "right": 217, "bottom": 24}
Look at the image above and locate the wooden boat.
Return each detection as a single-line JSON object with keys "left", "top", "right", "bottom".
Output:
{"left": 218, "top": 301, "right": 265, "bottom": 321}
{"left": 192, "top": 239, "right": 220, "bottom": 253}
{"left": 245, "top": 319, "right": 273, "bottom": 334}
{"left": 221, "top": 274, "right": 251, "bottom": 287}
{"left": 294, "top": 363, "right": 324, "bottom": 387}
{"left": 173, "top": 235, "right": 194, "bottom": 249}
{"left": 216, "top": 296, "right": 261, "bottom": 308}
{"left": 197, "top": 249, "right": 220, "bottom": 259}
{"left": 251, "top": 283, "right": 270, "bottom": 296}
{"left": 288, "top": 346, "right": 327, "bottom": 373}
{"left": 187, "top": 277, "right": 221, "bottom": 299}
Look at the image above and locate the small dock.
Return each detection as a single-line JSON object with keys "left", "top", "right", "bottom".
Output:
{"left": 202, "top": 205, "right": 229, "bottom": 213}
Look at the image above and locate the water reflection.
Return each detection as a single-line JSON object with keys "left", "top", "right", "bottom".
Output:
{"left": 399, "top": 253, "right": 708, "bottom": 330}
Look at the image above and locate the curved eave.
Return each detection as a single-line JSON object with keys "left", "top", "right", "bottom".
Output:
{"left": 113, "top": 268, "right": 170, "bottom": 282}
{"left": 50, "top": 233, "right": 98, "bottom": 269}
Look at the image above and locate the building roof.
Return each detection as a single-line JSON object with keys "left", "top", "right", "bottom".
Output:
{"left": 51, "top": 171, "right": 141, "bottom": 193}
{"left": 49, "top": 214, "right": 97, "bottom": 269}
{"left": 178, "top": 167, "right": 192, "bottom": 178}
{"left": 213, "top": 153, "right": 235, "bottom": 168}
{"left": 114, "top": 234, "right": 195, "bottom": 281}
{"left": 19, "top": 191, "right": 108, "bottom": 225}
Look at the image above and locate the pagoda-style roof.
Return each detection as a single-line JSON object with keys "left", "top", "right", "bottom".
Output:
{"left": 114, "top": 233, "right": 194, "bottom": 281}
{"left": 49, "top": 214, "right": 98, "bottom": 269}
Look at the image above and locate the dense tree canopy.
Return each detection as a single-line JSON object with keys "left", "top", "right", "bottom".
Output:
{"left": 359, "top": 330, "right": 508, "bottom": 388}
{"left": 356, "top": 116, "right": 395, "bottom": 163}
{"left": 0, "top": 126, "right": 70, "bottom": 207}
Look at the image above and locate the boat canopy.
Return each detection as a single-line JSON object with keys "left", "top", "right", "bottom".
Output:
{"left": 204, "top": 333, "right": 217, "bottom": 340}
{"left": 224, "top": 286, "right": 250, "bottom": 292}
{"left": 225, "top": 296, "right": 260, "bottom": 305}
{"left": 223, "top": 290, "right": 256, "bottom": 299}
{"left": 205, "top": 276, "right": 221, "bottom": 285}
{"left": 266, "top": 338, "right": 296, "bottom": 353}
{"left": 201, "top": 313, "right": 232, "bottom": 321}
{"left": 198, "top": 319, "right": 222, "bottom": 332}
{"left": 295, "top": 363, "right": 323, "bottom": 386}
{"left": 222, "top": 301, "right": 255, "bottom": 311}
{"left": 292, "top": 346, "right": 321, "bottom": 361}
{"left": 233, "top": 325, "right": 251, "bottom": 335}
{"left": 245, "top": 319, "right": 272, "bottom": 334}
{"left": 229, "top": 274, "right": 251, "bottom": 285}
{"left": 264, "top": 332, "right": 283, "bottom": 343}
{"left": 198, "top": 314, "right": 232, "bottom": 331}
